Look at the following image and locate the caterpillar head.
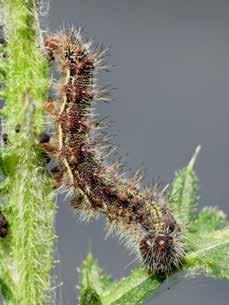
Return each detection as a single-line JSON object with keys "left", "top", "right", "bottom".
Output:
{"left": 139, "top": 219, "right": 185, "bottom": 274}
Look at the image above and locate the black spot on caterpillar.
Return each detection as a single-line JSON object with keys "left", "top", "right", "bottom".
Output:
{"left": 42, "top": 29, "right": 185, "bottom": 274}
{"left": 0, "top": 210, "right": 8, "bottom": 238}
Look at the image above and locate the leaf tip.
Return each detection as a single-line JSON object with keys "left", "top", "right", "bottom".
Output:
{"left": 188, "top": 145, "right": 201, "bottom": 170}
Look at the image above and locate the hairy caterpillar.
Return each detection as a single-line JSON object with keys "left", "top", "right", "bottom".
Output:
{"left": 42, "top": 29, "right": 185, "bottom": 274}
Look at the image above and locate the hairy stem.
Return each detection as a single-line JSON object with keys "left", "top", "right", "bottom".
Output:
{"left": 0, "top": 0, "right": 56, "bottom": 304}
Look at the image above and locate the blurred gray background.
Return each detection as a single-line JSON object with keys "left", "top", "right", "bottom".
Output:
{"left": 44, "top": 0, "right": 229, "bottom": 304}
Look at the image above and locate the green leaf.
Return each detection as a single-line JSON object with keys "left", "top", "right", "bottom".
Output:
{"left": 0, "top": 59, "right": 6, "bottom": 77}
{"left": 186, "top": 227, "right": 229, "bottom": 279}
{"left": 0, "top": 177, "right": 10, "bottom": 194}
{"left": 103, "top": 268, "right": 161, "bottom": 305}
{"left": 0, "top": 274, "right": 14, "bottom": 304}
{"left": 0, "top": 150, "right": 17, "bottom": 177}
{"left": 80, "top": 253, "right": 115, "bottom": 296}
{"left": 80, "top": 254, "right": 161, "bottom": 305}
{"left": 192, "top": 207, "right": 226, "bottom": 234}
{"left": 170, "top": 146, "right": 201, "bottom": 225}
{"left": 80, "top": 288, "right": 102, "bottom": 305}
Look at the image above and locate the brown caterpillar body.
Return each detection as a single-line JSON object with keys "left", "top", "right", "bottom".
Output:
{"left": 43, "top": 29, "right": 185, "bottom": 274}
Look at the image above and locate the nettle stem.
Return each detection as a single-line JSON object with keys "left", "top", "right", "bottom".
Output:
{"left": 0, "top": 1, "right": 56, "bottom": 305}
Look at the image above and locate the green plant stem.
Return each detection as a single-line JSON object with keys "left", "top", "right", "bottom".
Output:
{"left": 0, "top": 1, "right": 56, "bottom": 305}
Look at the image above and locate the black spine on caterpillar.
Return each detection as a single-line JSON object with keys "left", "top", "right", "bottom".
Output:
{"left": 43, "top": 29, "right": 185, "bottom": 274}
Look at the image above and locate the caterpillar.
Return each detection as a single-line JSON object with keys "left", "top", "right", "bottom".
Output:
{"left": 42, "top": 29, "right": 185, "bottom": 275}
